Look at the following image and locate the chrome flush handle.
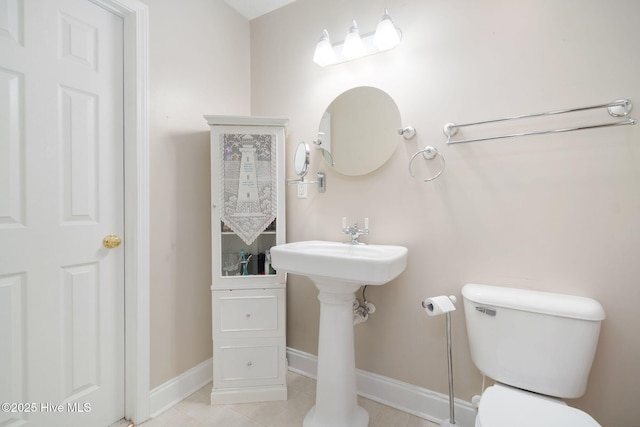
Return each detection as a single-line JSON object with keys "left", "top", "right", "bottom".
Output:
{"left": 475, "top": 306, "right": 497, "bottom": 316}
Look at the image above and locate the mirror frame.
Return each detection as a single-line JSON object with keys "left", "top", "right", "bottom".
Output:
{"left": 293, "top": 141, "right": 310, "bottom": 178}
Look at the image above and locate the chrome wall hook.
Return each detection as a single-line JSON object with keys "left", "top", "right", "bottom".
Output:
{"left": 398, "top": 126, "right": 417, "bottom": 140}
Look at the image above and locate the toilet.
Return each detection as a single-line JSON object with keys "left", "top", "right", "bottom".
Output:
{"left": 461, "top": 283, "right": 605, "bottom": 427}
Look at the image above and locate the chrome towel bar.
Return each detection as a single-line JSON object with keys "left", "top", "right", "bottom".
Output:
{"left": 445, "top": 99, "right": 636, "bottom": 145}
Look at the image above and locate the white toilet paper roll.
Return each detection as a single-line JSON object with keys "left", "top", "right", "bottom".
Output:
{"left": 422, "top": 295, "right": 456, "bottom": 316}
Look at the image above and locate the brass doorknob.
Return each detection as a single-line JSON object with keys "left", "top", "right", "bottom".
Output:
{"left": 103, "top": 234, "right": 122, "bottom": 249}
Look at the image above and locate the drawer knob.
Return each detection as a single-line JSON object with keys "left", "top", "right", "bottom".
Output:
{"left": 246, "top": 313, "right": 251, "bottom": 318}
{"left": 246, "top": 361, "right": 253, "bottom": 366}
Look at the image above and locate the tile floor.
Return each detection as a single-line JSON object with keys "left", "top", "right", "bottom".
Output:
{"left": 133, "top": 371, "right": 439, "bottom": 427}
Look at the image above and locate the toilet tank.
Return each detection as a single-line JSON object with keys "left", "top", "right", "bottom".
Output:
{"left": 462, "top": 283, "right": 605, "bottom": 399}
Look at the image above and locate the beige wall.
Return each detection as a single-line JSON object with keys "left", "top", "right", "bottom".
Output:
{"left": 144, "top": 0, "right": 250, "bottom": 388}
{"left": 250, "top": 1, "right": 640, "bottom": 426}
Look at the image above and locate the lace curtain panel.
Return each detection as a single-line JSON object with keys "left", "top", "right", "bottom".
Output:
{"left": 219, "top": 131, "right": 277, "bottom": 245}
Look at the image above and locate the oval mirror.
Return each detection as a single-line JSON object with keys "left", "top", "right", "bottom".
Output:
{"left": 293, "top": 141, "right": 310, "bottom": 178}
{"left": 317, "top": 86, "right": 401, "bottom": 176}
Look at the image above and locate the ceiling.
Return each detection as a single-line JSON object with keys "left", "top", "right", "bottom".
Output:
{"left": 224, "top": 0, "right": 297, "bottom": 20}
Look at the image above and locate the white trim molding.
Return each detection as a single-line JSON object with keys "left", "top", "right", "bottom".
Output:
{"left": 287, "top": 347, "right": 477, "bottom": 427}
{"left": 92, "top": 0, "right": 150, "bottom": 424}
{"left": 149, "top": 358, "right": 213, "bottom": 418}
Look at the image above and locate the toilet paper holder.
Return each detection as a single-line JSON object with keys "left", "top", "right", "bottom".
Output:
{"left": 422, "top": 295, "right": 458, "bottom": 426}
{"left": 422, "top": 295, "right": 457, "bottom": 315}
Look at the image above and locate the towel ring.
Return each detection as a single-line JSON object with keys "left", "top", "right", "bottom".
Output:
{"left": 409, "top": 146, "right": 446, "bottom": 182}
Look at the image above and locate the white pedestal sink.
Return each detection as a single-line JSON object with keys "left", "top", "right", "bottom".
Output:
{"left": 270, "top": 241, "right": 408, "bottom": 427}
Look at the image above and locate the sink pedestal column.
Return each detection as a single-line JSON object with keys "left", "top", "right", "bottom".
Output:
{"left": 304, "top": 279, "right": 369, "bottom": 427}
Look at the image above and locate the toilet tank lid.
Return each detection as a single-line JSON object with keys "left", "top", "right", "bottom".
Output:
{"left": 462, "top": 283, "right": 605, "bottom": 321}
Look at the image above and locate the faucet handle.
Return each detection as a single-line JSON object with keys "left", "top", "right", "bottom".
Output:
{"left": 341, "top": 217, "right": 369, "bottom": 232}
{"left": 340, "top": 216, "right": 370, "bottom": 244}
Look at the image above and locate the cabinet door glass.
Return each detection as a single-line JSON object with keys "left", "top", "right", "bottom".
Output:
{"left": 221, "top": 221, "right": 277, "bottom": 277}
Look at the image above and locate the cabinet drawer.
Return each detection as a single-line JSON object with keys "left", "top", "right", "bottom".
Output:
{"left": 213, "top": 337, "right": 286, "bottom": 389}
{"left": 213, "top": 289, "right": 285, "bottom": 336}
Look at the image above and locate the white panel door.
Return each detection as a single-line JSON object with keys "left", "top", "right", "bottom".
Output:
{"left": 0, "top": 0, "right": 125, "bottom": 426}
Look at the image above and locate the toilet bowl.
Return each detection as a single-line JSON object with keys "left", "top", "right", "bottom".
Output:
{"left": 476, "top": 384, "right": 600, "bottom": 427}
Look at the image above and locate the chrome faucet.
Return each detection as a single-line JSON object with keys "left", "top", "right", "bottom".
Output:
{"left": 342, "top": 217, "right": 369, "bottom": 244}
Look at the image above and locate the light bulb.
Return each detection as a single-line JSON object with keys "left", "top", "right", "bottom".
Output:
{"left": 373, "top": 9, "right": 401, "bottom": 51}
{"left": 313, "top": 29, "right": 336, "bottom": 66}
{"left": 342, "top": 20, "right": 365, "bottom": 59}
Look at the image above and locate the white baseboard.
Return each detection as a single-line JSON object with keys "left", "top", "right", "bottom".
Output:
{"left": 149, "top": 358, "right": 213, "bottom": 418}
{"left": 287, "top": 347, "right": 476, "bottom": 427}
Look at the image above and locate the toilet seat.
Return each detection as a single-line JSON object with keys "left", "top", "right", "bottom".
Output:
{"left": 476, "top": 384, "right": 601, "bottom": 427}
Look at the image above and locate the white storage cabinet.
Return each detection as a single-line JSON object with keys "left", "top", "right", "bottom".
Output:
{"left": 205, "top": 115, "right": 288, "bottom": 404}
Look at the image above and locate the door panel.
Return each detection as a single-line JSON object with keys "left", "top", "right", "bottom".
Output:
{"left": 0, "top": 0, "right": 125, "bottom": 425}
{"left": 0, "top": 68, "right": 23, "bottom": 228}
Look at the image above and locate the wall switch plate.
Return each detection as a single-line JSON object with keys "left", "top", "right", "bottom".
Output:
{"left": 297, "top": 182, "right": 308, "bottom": 198}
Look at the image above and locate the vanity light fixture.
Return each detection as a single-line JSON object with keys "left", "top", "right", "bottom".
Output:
{"left": 343, "top": 20, "right": 366, "bottom": 59}
{"left": 312, "top": 30, "right": 336, "bottom": 67}
{"left": 373, "top": 9, "right": 402, "bottom": 50}
{"left": 313, "top": 9, "right": 402, "bottom": 67}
